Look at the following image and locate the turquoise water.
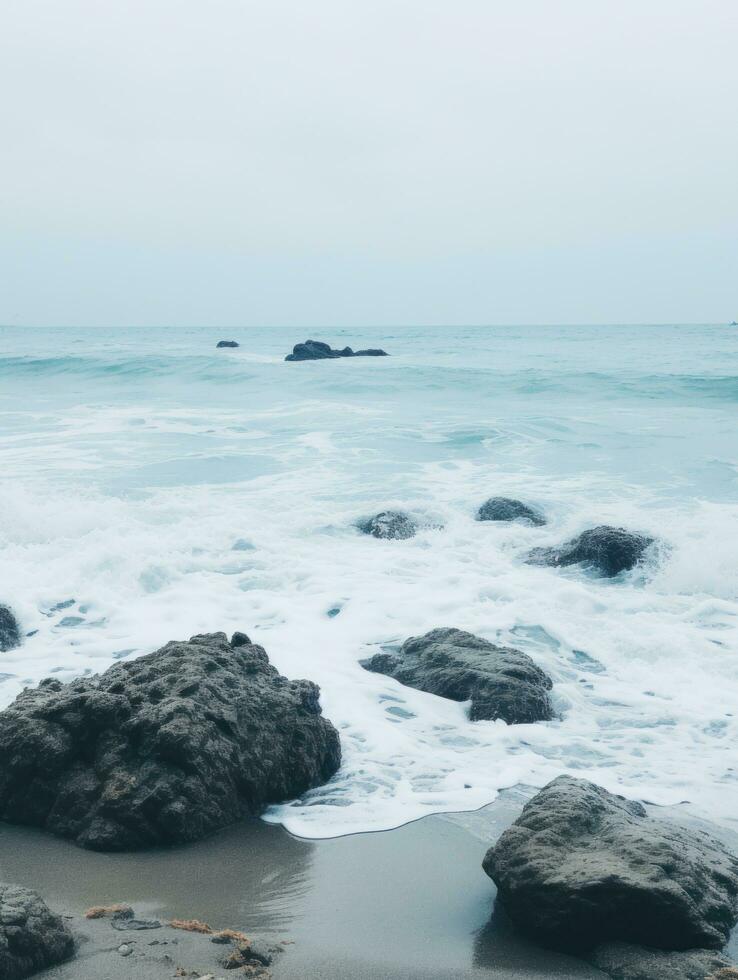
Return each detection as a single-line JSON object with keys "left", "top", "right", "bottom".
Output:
{"left": 1, "top": 324, "right": 737, "bottom": 835}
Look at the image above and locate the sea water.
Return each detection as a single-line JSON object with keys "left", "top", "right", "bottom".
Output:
{"left": 0, "top": 324, "right": 736, "bottom": 837}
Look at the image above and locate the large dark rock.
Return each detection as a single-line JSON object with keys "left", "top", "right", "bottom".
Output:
{"left": 0, "top": 605, "right": 21, "bottom": 652}
{"left": 361, "top": 627, "right": 553, "bottom": 724}
{"left": 588, "top": 942, "right": 735, "bottom": 980}
{"left": 357, "top": 511, "right": 417, "bottom": 540}
{"left": 477, "top": 497, "right": 546, "bottom": 526}
{"left": 483, "top": 776, "right": 738, "bottom": 953}
{"left": 285, "top": 340, "right": 388, "bottom": 361}
{"left": 216, "top": 340, "right": 239, "bottom": 348}
{"left": 0, "top": 632, "right": 341, "bottom": 851}
{"left": 0, "top": 883, "right": 74, "bottom": 979}
{"left": 527, "top": 525, "right": 654, "bottom": 577}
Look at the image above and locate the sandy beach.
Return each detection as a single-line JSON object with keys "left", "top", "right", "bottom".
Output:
{"left": 0, "top": 791, "right": 608, "bottom": 980}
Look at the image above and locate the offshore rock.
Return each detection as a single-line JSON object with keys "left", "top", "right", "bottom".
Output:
{"left": 285, "top": 340, "right": 388, "bottom": 361}
{"left": 477, "top": 497, "right": 546, "bottom": 526}
{"left": 483, "top": 776, "right": 738, "bottom": 952}
{"left": 361, "top": 627, "right": 553, "bottom": 724}
{"left": 357, "top": 511, "right": 417, "bottom": 540}
{"left": 527, "top": 525, "right": 654, "bottom": 577}
{"left": 0, "top": 632, "right": 341, "bottom": 850}
{"left": 0, "top": 605, "right": 21, "bottom": 653}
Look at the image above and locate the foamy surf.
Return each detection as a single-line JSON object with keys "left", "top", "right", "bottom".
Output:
{"left": 1, "top": 323, "right": 736, "bottom": 839}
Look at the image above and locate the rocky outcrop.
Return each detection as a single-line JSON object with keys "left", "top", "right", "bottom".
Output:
{"left": 216, "top": 340, "right": 239, "bottom": 348}
{"left": 357, "top": 511, "right": 417, "bottom": 540}
{"left": 483, "top": 776, "right": 738, "bottom": 952}
{"left": 0, "top": 632, "right": 341, "bottom": 851}
{"left": 0, "top": 883, "right": 74, "bottom": 979}
{"left": 477, "top": 497, "right": 546, "bottom": 526}
{"left": 0, "top": 605, "right": 21, "bottom": 652}
{"left": 361, "top": 628, "right": 554, "bottom": 724}
{"left": 527, "top": 525, "right": 654, "bottom": 577}
{"left": 588, "top": 942, "right": 735, "bottom": 980}
{"left": 285, "top": 340, "right": 389, "bottom": 361}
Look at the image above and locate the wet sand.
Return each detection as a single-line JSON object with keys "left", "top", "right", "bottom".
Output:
{"left": 0, "top": 792, "right": 605, "bottom": 980}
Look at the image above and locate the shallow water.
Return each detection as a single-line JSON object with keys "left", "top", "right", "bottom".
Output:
{"left": 0, "top": 324, "right": 737, "bottom": 837}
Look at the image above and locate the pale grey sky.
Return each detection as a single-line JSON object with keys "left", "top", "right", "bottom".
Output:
{"left": 1, "top": 0, "right": 736, "bottom": 326}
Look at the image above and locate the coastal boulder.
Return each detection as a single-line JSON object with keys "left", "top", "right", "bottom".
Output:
{"left": 477, "top": 497, "right": 546, "bottom": 526}
{"left": 216, "top": 340, "right": 239, "bottom": 348}
{"left": 361, "top": 627, "right": 554, "bottom": 723}
{"left": 527, "top": 525, "right": 654, "bottom": 577}
{"left": 0, "top": 632, "right": 341, "bottom": 851}
{"left": 483, "top": 776, "right": 738, "bottom": 952}
{"left": 357, "top": 511, "right": 417, "bottom": 540}
{"left": 0, "top": 883, "right": 74, "bottom": 979}
{"left": 285, "top": 340, "right": 388, "bottom": 361}
{"left": 589, "top": 942, "right": 736, "bottom": 980}
{"left": 0, "top": 605, "right": 21, "bottom": 652}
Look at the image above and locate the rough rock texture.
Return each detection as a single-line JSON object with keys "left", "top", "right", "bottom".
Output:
{"left": 357, "top": 511, "right": 417, "bottom": 540}
{"left": 216, "top": 340, "right": 239, "bottom": 348}
{"left": 285, "top": 339, "right": 388, "bottom": 361}
{"left": 527, "top": 525, "right": 654, "bottom": 577}
{"left": 588, "top": 942, "right": 735, "bottom": 980}
{"left": 477, "top": 497, "right": 546, "bottom": 526}
{"left": 0, "top": 883, "right": 74, "bottom": 980}
{"left": 0, "top": 604, "right": 21, "bottom": 652}
{"left": 361, "top": 627, "right": 553, "bottom": 724}
{"left": 0, "top": 632, "right": 341, "bottom": 851}
{"left": 483, "top": 776, "right": 738, "bottom": 952}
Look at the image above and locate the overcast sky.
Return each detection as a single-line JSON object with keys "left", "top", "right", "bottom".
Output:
{"left": 1, "top": 0, "right": 736, "bottom": 327}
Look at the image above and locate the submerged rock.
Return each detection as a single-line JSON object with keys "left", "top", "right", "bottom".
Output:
{"left": 0, "top": 632, "right": 341, "bottom": 850}
{"left": 216, "top": 340, "right": 239, "bottom": 348}
{"left": 477, "top": 497, "right": 546, "bottom": 526}
{"left": 483, "top": 776, "right": 738, "bottom": 953}
{"left": 285, "top": 340, "right": 388, "bottom": 361}
{"left": 527, "top": 525, "right": 654, "bottom": 577}
{"left": 588, "top": 942, "right": 735, "bottom": 980}
{"left": 0, "top": 605, "right": 21, "bottom": 652}
{"left": 357, "top": 511, "right": 417, "bottom": 540}
{"left": 361, "top": 628, "right": 554, "bottom": 724}
{"left": 0, "top": 882, "right": 74, "bottom": 979}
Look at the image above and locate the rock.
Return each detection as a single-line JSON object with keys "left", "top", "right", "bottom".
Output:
{"left": 117, "top": 943, "right": 132, "bottom": 956}
{"left": 0, "top": 605, "right": 21, "bottom": 653}
{"left": 111, "top": 916, "right": 161, "bottom": 931}
{"left": 357, "top": 511, "right": 417, "bottom": 540}
{"left": 0, "top": 882, "right": 74, "bottom": 979}
{"left": 285, "top": 340, "right": 388, "bottom": 361}
{"left": 527, "top": 525, "right": 654, "bottom": 577}
{"left": 0, "top": 632, "right": 341, "bottom": 850}
{"left": 216, "top": 341, "right": 239, "bottom": 348}
{"left": 361, "top": 628, "right": 554, "bottom": 724}
{"left": 483, "top": 776, "right": 738, "bottom": 952}
{"left": 477, "top": 497, "right": 546, "bottom": 526}
{"left": 588, "top": 942, "right": 735, "bottom": 980}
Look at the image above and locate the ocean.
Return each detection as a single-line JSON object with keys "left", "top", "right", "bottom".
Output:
{"left": 1, "top": 323, "right": 736, "bottom": 838}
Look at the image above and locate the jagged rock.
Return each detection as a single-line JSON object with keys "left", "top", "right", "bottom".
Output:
{"left": 0, "top": 605, "right": 21, "bottom": 652}
{"left": 216, "top": 340, "right": 239, "bottom": 348}
{"left": 483, "top": 776, "right": 738, "bottom": 952}
{"left": 588, "top": 942, "right": 735, "bottom": 980}
{"left": 285, "top": 340, "right": 388, "bottom": 361}
{"left": 527, "top": 525, "right": 654, "bottom": 577}
{"left": 0, "top": 632, "right": 341, "bottom": 850}
{"left": 0, "top": 882, "right": 74, "bottom": 979}
{"left": 361, "top": 628, "right": 554, "bottom": 723}
{"left": 477, "top": 497, "right": 546, "bottom": 526}
{"left": 357, "top": 511, "right": 417, "bottom": 540}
